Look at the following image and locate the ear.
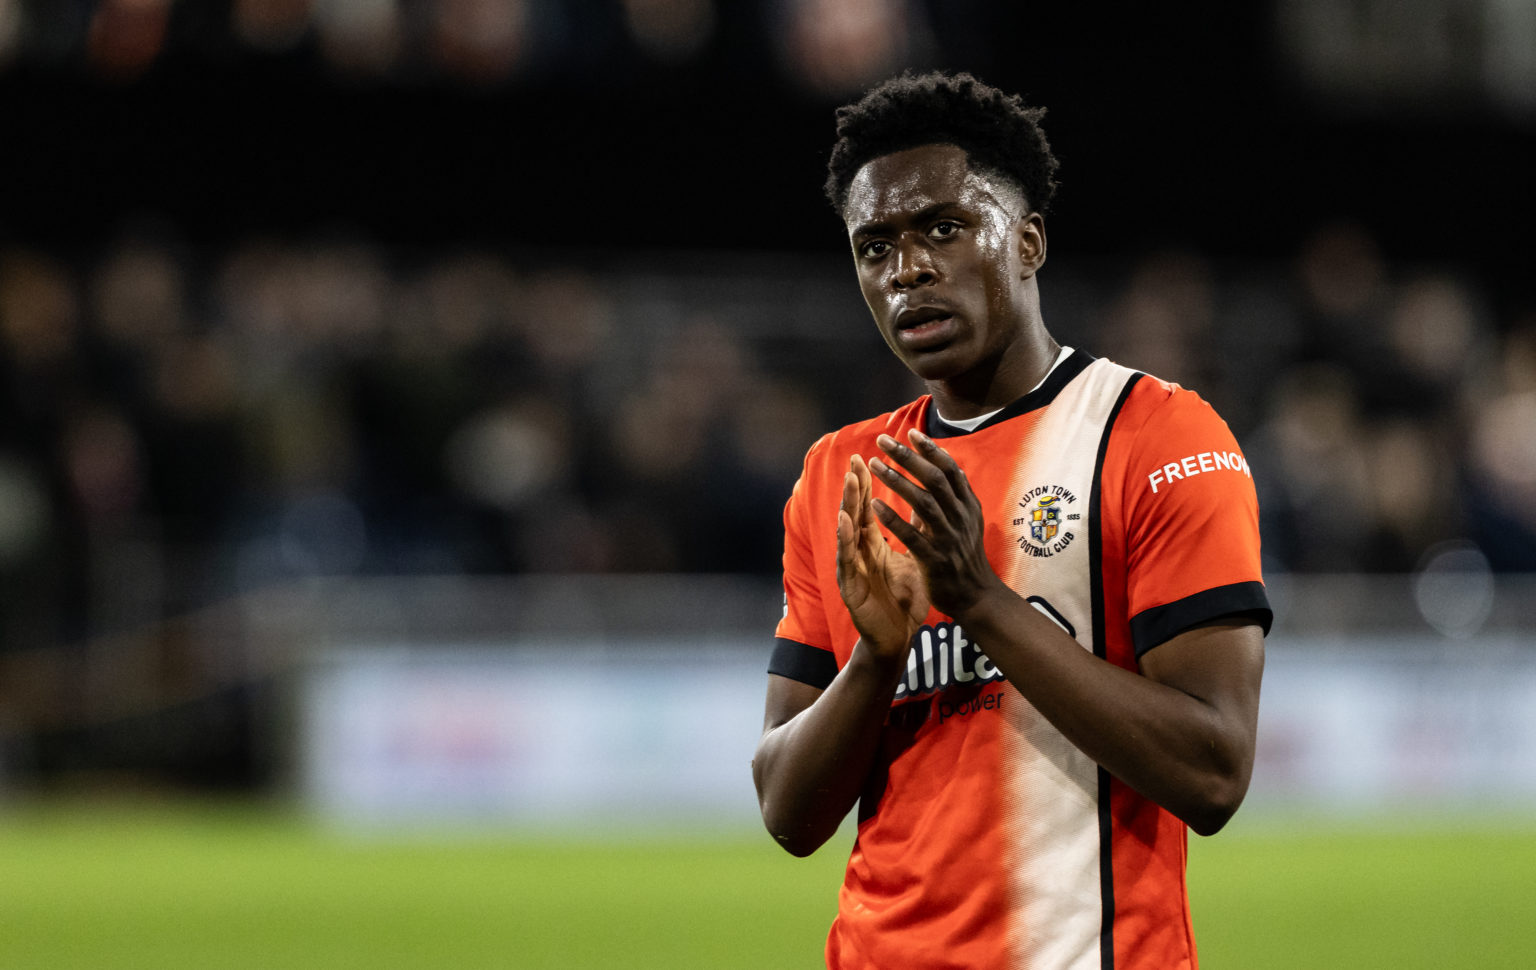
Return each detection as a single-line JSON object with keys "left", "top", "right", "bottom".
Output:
{"left": 1016, "top": 212, "right": 1047, "bottom": 279}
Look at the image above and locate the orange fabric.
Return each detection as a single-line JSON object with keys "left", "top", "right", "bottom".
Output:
{"left": 1107, "top": 379, "right": 1265, "bottom": 634}
{"left": 775, "top": 358, "right": 1265, "bottom": 970}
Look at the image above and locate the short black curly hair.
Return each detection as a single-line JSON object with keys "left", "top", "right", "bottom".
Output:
{"left": 824, "top": 71, "right": 1059, "bottom": 219}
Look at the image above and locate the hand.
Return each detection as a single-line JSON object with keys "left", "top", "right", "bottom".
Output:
{"left": 836, "top": 454, "right": 931, "bottom": 660}
{"left": 868, "top": 429, "right": 1004, "bottom": 617}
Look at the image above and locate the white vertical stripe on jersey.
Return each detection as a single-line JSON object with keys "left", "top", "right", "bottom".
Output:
{"left": 998, "top": 359, "right": 1139, "bottom": 970}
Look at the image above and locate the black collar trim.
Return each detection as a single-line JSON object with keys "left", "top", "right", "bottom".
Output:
{"left": 925, "top": 348, "right": 1096, "bottom": 439}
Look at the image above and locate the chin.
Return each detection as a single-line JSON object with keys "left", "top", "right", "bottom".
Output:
{"left": 902, "top": 344, "right": 975, "bottom": 383}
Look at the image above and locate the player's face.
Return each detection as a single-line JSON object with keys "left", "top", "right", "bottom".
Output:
{"left": 844, "top": 143, "right": 1040, "bottom": 386}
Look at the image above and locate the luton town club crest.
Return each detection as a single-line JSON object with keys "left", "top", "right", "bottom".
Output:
{"left": 1012, "top": 485, "right": 1082, "bottom": 558}
{"left": 1031, "top": 496, "right": 1062, "bottom": 542}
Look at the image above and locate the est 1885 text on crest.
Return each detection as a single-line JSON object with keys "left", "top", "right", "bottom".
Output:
{"left": 1012, "top": 484, "right": 1082, "bottom": 557}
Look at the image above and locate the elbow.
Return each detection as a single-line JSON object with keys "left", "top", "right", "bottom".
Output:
{"left": 752, "top": 752, "right": 833, "bottom": 857}
{"left": 771, "top": 829, "right": 827, "bottom": 858}
{"left": 1185, "top": 804, "right": 1237, "bottom": 838}
{"left": 1179, "top": 722, "right": 1257, "bottom": 836}
{"left": 758, "top": 796, "right": 832, "bottom": 857}
{"left": 1180, "top": 771, "right": 1251, "bottom": 837}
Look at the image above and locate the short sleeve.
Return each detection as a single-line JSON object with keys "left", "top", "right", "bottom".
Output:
{"left": 772, "top": 437, "right": 838, "bottom": 686}
{"left": 1119, "top": 386, "right": 1272, "bottom": 656}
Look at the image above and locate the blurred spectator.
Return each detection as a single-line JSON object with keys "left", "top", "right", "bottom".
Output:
{"left": 0, "top": 249, "right": 80, "bottom": 372}
{"left": 86, "top": 0, "right": 171, "bottom": 78}
{"left": 0, "top": 0, "right": 20, "bottom": 64}
{"left": 314, "top": 0, "right": 402, "bottom": 77}
{"left": 431, "top": 0, "right": 532, "bottom": 84}
{"left": 775, "top": 0, "right": 932, "bottom": 96}
{"left": 443, "top": 395, "right": 577, "bottom": 563}
{"left": 1099, "top": 250, "right": 1218, "bottom": 395}
{"left": 1361, "top": 418, "right": 1460, "bottom": 570}
{"left": 1294, "top": 223, "right": 1394, "bottom": 385}
{"left": 1465, "top": 319, "right": 1536, "bottom": 570}
{"left": 1251, "top": 363, "right": 1377, "bottom": 571}
{"left": 620, "top": 0, "right": 715, "bottom": 64}
{"left": 1385, "top": 275, "right": 1487, "bottom": 403}
{"left": 0, "top": 453, "right": 49, "bottom": 568}
{"left": 91, "top": 233, "right": 188, "bottom": 354}
{"left": 62, "top": 403, "right": 145, "bottom": 524}
{"left": 231, "top": 0, "right": 312, "bottom": 55}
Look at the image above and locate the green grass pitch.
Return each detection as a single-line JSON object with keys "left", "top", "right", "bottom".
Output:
{"left": 1, "top": 802, "right": 1533, "bottom": 968}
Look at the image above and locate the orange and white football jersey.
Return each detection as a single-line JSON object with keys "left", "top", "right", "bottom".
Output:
{"left": 771, "top": 349, "right": 1271, "bottom": 970}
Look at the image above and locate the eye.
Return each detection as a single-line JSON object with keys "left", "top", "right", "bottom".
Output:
{"left": 860, "top": 240, "right": 892, "bottom": 259}
{"left": 928, "top": 221, "right": 960, "bottom": 239}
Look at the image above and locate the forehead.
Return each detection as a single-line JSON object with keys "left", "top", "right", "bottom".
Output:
{"left": 843, "top": 143, "right": 1012, "bottom": 230}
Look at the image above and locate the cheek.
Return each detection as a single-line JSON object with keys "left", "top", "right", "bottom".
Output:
{"left": 971, "top": 264, "right": 1021, "bottom": 350}
{"left": 859, "top": 274, "right": 888, "bottom": 317}
{"left": 972, "top": 223, "right": 1020, "bottom": 298}
{"left": 970, "top": 254, "right": 1013, "bottom": 314}
{"left": 859, "top": 276, "right": 902, "bottom": 345}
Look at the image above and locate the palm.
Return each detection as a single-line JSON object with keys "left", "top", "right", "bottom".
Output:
{"left": 846, "top": 541, "right": 929, "bottom": 638}
{"left": 837, "top": 458, "right": 931, "bottom": 658}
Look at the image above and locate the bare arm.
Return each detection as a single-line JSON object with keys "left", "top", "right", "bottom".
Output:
{"left": 751, "top": 456, "right": 928, "bottom": 856}
{"left": 958, "top": 596, "right": 1263, "bottom": 834}
{"left": 868, "top": 429, "right": 1264, "bottom": 835}
{"left": 751, "top": 654, "right": 904, "bottom": 856}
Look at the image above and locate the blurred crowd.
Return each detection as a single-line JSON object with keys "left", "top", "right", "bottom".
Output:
{"left": 0, "top": 0, "right": 968, "bottom": 96}
{"left": 1, "top": 223, "right": 1533, "bottom": 660}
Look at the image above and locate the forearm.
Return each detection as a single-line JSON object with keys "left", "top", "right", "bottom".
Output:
{"left": 864, "top": 428, "right": 1262, "bottom": 834}
{"left": 752, "top": 643, "right": 907, "bottom": 856}
{"left": 959, "top": 585, "right": 1259, "bottom": 835}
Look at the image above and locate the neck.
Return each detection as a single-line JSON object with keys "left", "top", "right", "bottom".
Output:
{"left": 928, "top": 323, "right": 1060, "bottom": 421}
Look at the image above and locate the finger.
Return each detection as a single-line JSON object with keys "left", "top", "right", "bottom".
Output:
{"left": 837, "top": 469, "right": 860, "bottom": 580}
{"left": 838, "top": 466, "right": 878, "bottom": 563}
{"left": 907, "top": 429, "right": 973, "bottom": 499}
{"left": 840, "top": 466, "right": 861, "bottom": 524}
{"left": 894, "top": 430, "right": 979, "bottom": 522}
{"left": 837, "top": 504, "right": 854, "bottom": 551}
{"left": 851, "top": 453, "right": 873, "bottom": 502}
{"left": 849, "top": 456, "right": 892, "bottom": 550}
{"left": 873, "top": 496, "right": 937, "bottom": 559}
{"left": 836, "top": 506, "right": 858, "bottom": 571}
{"left": 869, "top": 455, "right": 945, "bottom": 531}
{"left": 878, "top": 433, "right": 958, "bottom": 508}
{"left": 839, "top": 470, "right": 860, "bottom": 548}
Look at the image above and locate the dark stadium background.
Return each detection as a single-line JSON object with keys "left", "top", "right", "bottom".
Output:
{"left": 3, "top": 3, "right": 1532, "bottom": 268}
{"left": 0, "top": 0, "right": 1532, "bottom": 804}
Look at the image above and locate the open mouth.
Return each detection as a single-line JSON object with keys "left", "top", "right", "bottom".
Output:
{"left": 895, "top": 309, "right": 957, "bottom": 347}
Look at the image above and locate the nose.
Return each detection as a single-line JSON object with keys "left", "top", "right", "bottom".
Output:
{"left": 892, "top": 238, "right": 938, "bottom": 290}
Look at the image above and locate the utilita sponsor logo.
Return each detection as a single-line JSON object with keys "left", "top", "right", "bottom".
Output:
{"left": 893, "top": 620, "right": 1004, "bottom": 701}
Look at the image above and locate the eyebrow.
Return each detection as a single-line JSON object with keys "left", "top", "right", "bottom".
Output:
{"left": 850, "top": 201, "right": 961, "bottom": 239}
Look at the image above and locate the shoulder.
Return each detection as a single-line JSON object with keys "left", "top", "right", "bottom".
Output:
{"left": 1103, "top": 373, "right": 1258, "bottom": 537}
{"left": 1105, "top": 373, "right": 1271, "bottom": 649}
{"left": 1092, "top": 364, "right": 1255, "bottom": 505}
{"left": 1110, "top": 369, "right": 1239, "bottom": 450}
